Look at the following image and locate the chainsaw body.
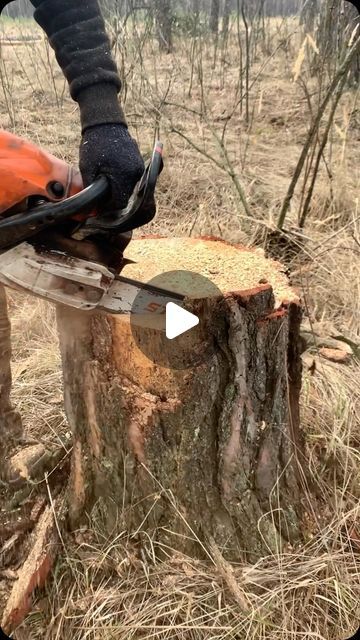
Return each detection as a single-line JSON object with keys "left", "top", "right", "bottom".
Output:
{"left": 0, "top": 130, "right": 83, "bottom": 217}
{"left": 0, "top": 130, "right": 174, "bottom": 313}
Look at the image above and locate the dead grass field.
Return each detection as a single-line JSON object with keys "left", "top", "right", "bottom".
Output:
{"left": 0, "top": 13, "right": 359, "bottom": 640}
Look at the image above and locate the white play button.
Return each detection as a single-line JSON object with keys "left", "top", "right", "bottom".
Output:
{"left": 165, "top": 302, "right": 199, "bottom": 340}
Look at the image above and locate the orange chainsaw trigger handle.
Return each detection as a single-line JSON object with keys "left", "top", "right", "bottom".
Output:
{"left": 0, "top": 132, "right": 163, "bottom": 250}
{"left": 0, "top": 130, "right": 83, "bottom": 215}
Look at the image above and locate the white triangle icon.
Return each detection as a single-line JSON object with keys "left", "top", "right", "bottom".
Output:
{"left": 166, "top": 302, "right": 199, "bottom": 340}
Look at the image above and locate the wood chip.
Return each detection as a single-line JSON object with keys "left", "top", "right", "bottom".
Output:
{"left": 1, "top": 504, "right": 58, "bottom": 633}
{"left": 7, "top": 444, "right": 46, "bottom": 484}
{"left": 319, "top": 347, "right": 351, "bottom": 364}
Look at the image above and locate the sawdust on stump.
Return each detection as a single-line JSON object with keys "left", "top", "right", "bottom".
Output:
{"left": 122, "top": 236, "right": 298, "bottom": 306}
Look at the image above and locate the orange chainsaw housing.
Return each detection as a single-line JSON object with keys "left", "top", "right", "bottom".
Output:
{"left": 0, "top": 130, "right": 83, "bottom": 216}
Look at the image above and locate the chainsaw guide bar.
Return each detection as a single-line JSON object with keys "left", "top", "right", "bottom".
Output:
{"left": 0, "top": 242, "right": 183, "bottom": 315}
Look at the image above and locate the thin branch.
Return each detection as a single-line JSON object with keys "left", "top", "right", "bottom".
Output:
{"left": 277, "top": 32, "right": 360, "bottom": 229}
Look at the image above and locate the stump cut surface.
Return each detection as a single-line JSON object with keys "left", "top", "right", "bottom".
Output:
{"left": 122, "top": 237, "right": 298, "bottom": 306}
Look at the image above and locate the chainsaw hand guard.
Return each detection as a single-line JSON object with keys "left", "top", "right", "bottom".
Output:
{"left": 84, "top": 142, "right": 163, "bottom": 233}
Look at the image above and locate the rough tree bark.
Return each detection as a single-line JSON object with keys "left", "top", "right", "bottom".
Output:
{"left": 222, "top": 0, "right": 232, "bottom": 37}
{"left": 210, "top": 0, "right": 220, "bottom": 34}
{"left": 154, "top": 0, "right": 173, "bottom": 53}
{"left": 56, "top": 237, "right": 305, "bottom": 561}
{"left": 0, "top": 285, "right": 22, "bottom": 463}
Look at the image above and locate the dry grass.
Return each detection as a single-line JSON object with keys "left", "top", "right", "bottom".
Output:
{"left": 20, "top": 536, "right": 360, "bottom": 639}
{"left": 0, "top": 12, "right": 359, "bottom": 640}
{"left": 7, "top": 292, "right": 65, "bottom": 446}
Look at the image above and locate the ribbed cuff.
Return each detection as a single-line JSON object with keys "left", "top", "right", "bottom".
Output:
{"left": 77, "top": 83, "right": 127, "bottom": 132}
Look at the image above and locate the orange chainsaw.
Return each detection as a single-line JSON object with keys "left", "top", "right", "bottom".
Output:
{"left": 0, "top": 130, "right": 183, "bottom": 313}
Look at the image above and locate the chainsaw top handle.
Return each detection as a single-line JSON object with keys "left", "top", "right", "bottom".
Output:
{"left": 0, "top": 141, "right": 163, "bottom": 251}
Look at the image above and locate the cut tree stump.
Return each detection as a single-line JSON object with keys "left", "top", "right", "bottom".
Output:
{"left": 56, "top": 237, "right": 305, "bottom": 560}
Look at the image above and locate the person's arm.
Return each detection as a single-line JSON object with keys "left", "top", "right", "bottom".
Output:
{"left": 30, "top": 0, "right": 125, "bottom": 132}
{"left": 30, "top": 0, "right": 146, "bottom": 214}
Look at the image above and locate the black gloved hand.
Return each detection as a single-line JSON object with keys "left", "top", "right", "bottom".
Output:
{"left": 80, "top": 123, "right": 145, "bottom": 212}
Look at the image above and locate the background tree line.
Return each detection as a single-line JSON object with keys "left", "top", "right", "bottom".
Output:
{"left": 1, "top": 0, "right": 303, "bottom": 20}
{"left": 2, "top": 1, "right": 357, "bottom": 53}
{"left": 1, "top": 0, "right": 358, "bottom": 83}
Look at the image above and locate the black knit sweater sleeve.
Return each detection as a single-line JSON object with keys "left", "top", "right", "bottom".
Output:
{"left": 30, "top": 0, "right": 126, "bottom": 131}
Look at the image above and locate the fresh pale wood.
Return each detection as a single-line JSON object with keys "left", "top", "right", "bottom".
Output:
{"left": 123, "top": 236, "right": 298, "bottom": 304}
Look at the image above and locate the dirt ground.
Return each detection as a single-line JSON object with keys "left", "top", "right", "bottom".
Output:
{"left": 0, "top": 13, "right": 359, "bottom": 640}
